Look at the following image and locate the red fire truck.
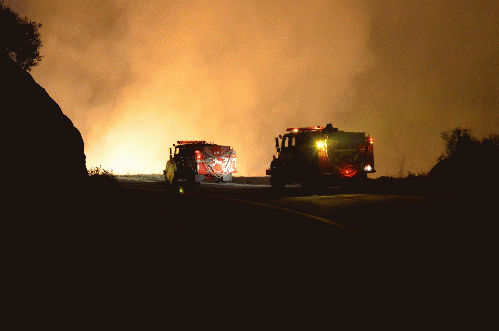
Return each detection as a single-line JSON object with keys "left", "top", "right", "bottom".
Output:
{"left": 164, "top": 141, "right": 236, "bottom": 186}
{"left": 266, "top": 124, "right": 375, "bottom": 189}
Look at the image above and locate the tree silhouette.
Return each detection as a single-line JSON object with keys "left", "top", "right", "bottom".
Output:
{"left": 438, "top": 127, "right": 479, "bottom": 161}
{"left": 430, "top": 127, "right": 499, "bottom": 192}
{"left": 0, "top": 0, "right": 42, "bottom": 71}
{"left": 480, "top": 133, "right": 499, "bottom": 165}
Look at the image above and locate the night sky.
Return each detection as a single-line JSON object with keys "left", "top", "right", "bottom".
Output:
{"left": 4, "top": 0, "right": 499, "bottom": 176}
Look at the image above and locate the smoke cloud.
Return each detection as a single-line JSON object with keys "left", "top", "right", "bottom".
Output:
{"left": 4, "top": 0, "right": 499, "bottom": 176}
{"left": 354, "top": 0, "right": 499, "bottom": 175}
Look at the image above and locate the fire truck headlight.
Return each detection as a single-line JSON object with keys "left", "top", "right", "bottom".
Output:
{"left": 364, "top": 164, "right": 372, "bottom": 171}
{"left": 316, "top": 140, "right": 325, "bottom": 149}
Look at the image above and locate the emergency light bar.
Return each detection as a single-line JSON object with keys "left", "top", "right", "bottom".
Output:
{"left": 177, "top": 140, "right": 207, "bottom": 145}
{"left": 286, "top": 126, "right": 324, "bottom": 132}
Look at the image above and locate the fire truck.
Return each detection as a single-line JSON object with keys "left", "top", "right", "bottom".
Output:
{"left": 164, "top": 141, "right": 236, "bottom": 186}
{"left": 266, "top": 124, "right": 375, "bottom": 189}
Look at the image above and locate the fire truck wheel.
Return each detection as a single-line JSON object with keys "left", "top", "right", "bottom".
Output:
{"left": 301, "top": 177, "right": 325, "bottom": 192}
{"left": 183, "top": 175, "right": 197, "bottom": 188}
{"left": 300, "top": 168, "right": 325, "bottom": 192}
{"left": 270, "top": 174, "right": 286, "bottom": 189}
{"left": 270, "top": 160, "right": 286, "bottom": 189}
{"left": 342, "top": 173, "right": 368, "bottom": 193}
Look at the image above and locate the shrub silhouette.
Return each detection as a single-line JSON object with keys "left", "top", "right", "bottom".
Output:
{"left": 429, "top": 127, "right": 499, "bottom": 193}
{"left": 88, "top": 165, "right": 117, "bottom": 179}
{"left": 87, "top": 165, "right": 121, "bottom": 193}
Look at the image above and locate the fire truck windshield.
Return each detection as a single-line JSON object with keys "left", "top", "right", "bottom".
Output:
{"left": 177, "top": 146, "right": 194, "bottom": 155}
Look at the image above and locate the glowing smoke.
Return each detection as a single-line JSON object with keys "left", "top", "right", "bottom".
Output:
{"left": 4, "top": 0, "right": 498, "bottom": 176}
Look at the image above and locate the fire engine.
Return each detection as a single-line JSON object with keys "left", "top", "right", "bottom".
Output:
{"left": 164, "top": 141, "right": 237, "bottom": 186}
{"left": 266, "top": 124, "right": 375, "bottom": 189}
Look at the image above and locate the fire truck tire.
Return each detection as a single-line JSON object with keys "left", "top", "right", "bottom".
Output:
{"left": 299, "top": 165, "right": 325, "bottom": 191}
{"left": 270, "top": 173, "right": 286, "bottom": 189}
{"left": 301, "top": 177, "right": 325, "bottom": 191}
{"left": 183, "top": 174, "right": 197, "bottom": 188}
{"left": 270, "top": 160, "right": 286, "bottom": 189}
{"left": 271, "top": 178, "right": 285, "bottom": 189}
{"left": 342, "top": 173, "right": 368, "bottom": 192}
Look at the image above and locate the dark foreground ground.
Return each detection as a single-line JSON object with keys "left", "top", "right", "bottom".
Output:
{"left": 117, "top": 175, "right": 497, "bottom": 325}
{"left": 6, "top": 175, "right": 497, "bottom": 327}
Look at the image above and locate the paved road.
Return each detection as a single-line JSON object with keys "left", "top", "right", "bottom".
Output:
{"left": 118, "top": 179, "right": 495, "bottom": 281}
{"left": 69, "top": 177, "right": 492, "bottom": 324}
{"left": 118, "top": 178, "right": 491, "bottom": 237}
{"left": 123, "top": 179, "right": 494, "bottom": 250}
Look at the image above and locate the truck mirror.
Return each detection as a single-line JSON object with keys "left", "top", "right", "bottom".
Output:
{"left": 275, "top": 137, "right": 279, "bottom": 148}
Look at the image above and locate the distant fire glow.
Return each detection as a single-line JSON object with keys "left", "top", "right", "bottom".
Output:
{"left": 6, "top": 0, "right": 498, "bottom": 177}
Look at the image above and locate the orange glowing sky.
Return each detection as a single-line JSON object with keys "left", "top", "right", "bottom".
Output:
{"left": 4, "top": 0, "right": 499, "bottom": 176}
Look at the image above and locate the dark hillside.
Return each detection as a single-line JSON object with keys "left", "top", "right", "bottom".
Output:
{"left": 1, "top": 53, "right": 188, "bottom": 323}
{"left": 2, "top": 52, "right": 87, "bottom": 202}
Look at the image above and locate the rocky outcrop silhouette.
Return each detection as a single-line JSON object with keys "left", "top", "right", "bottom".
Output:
{"left": 1, "top": 52, "right": 87, "bottom": 209}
